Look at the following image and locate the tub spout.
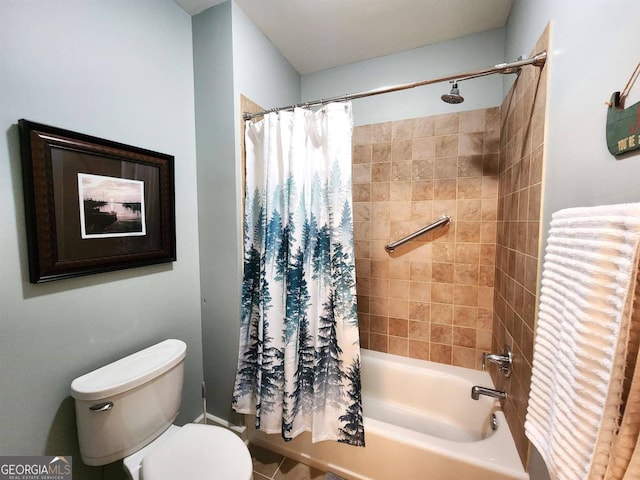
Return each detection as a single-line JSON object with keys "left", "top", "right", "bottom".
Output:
{"left": 471, "top": 385, "right": 507, "bottom": 401}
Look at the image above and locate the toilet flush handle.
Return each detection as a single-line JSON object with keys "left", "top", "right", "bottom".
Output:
{"left": 89, "top": 401, "right": 114, "bottom": 412}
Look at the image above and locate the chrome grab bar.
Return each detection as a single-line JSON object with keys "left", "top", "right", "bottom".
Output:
{"left": 385, "top": 215, "right": 451, "bottom": 253}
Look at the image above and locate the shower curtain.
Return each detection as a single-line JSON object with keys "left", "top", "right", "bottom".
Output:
{"left": 233, "top": 102, "right": 364, "bottom": 446}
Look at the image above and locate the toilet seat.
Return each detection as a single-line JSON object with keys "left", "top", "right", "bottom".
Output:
{"left": 139, "top": 424, "right": 253, "bottom": 480}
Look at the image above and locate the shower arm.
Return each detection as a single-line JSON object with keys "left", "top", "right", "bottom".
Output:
{"left": 243, "top": 51, "right": 547, "bottom": 120}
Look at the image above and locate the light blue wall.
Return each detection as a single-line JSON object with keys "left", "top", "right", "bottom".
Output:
{"left": 231, "top": 1, "right": 300, "bottom": 114}
{"left": 193, "top": 0, "right": 239, "bottom": 424}
{"left": 0, "top": 1, "right": 202, "bottom": 478}
{"left": 302, "top": 28, "right": 507, "bottom": 126}
{"left": 193, "top": 0, "right": 300, "bottom": 423}
{"left": 504, "top": 1, "right": 640, "bottom": 479}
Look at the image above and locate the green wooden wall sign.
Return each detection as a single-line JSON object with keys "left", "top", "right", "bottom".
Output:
{"left": 606, "top": 91, "right": 640, "bottom": 156}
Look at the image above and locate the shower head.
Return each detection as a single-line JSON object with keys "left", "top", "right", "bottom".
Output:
{"left": 441, "top": 82, "right": 464, "bottom": 104}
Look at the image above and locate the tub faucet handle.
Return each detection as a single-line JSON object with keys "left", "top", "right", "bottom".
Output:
{"left": 482, "top": 345, "right": 512, "bottom": 378}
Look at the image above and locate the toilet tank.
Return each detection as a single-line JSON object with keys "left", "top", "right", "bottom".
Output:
{"left": 71, "top": 339, "right": 187, "bottom": 466}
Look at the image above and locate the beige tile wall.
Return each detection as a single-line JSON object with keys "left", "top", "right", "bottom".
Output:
{"left": 490, "top": 24, "right": 550, "bottom": 467}
{"left": 352, "top": 107, "right": 501, "bottom": 368}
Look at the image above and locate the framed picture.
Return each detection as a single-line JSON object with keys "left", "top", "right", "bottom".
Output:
{"left": 18, "top": 120, "right": 176, "bottom": 283}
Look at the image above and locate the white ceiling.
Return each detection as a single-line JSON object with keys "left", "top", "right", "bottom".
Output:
{"left": 175, "top": 0, "right": 513, "bottom": 74}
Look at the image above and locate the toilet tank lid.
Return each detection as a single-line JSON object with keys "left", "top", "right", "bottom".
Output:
{"left": 71, "top": 339, "right": 186, "bottom": 401}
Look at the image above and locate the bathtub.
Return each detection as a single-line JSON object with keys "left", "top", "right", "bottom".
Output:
{"left": 247, "top": 349, "right": 528, "bottom": 480}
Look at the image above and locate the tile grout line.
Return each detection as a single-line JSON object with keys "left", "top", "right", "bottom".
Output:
{"left": 271, "top": 455, "right": 287, "bottom": 479}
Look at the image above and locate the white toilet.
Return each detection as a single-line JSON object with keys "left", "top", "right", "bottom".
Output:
{"left": 70, "top": 339, "right": 253, "bottom": 480}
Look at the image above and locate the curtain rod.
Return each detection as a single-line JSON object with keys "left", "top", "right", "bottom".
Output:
{"left": 243, "top": 51, "right": 547, "bottom": 121}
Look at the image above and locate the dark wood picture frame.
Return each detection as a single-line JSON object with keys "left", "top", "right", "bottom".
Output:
{"left": 19, "top": 120, "right": 176, "bottom": 283}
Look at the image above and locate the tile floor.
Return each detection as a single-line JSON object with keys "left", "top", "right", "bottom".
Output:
{"left": 249, "top": 443, "right": 329, "bottom": 480}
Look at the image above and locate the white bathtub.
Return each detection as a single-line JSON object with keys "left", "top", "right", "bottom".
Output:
{"left": 247, "top": 349, "right": 528, "bottom": 480}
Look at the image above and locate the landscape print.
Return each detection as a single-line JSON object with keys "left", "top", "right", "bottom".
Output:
{"left": 78, "top": 173, "right": 146, "bottom": 238}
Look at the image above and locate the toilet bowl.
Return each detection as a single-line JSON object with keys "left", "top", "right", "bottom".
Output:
{"left": 70, "top": 339, "right": 252, "bottom": 480}
{"left": 123, "top": 424, "right": 252, "bottom": 480}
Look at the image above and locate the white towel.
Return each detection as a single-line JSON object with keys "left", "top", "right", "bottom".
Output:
{"left": 525, "top": 203, "right": 640, "bottom": 480}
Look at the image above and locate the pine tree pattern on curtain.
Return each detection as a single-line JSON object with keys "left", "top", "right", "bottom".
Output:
{"left": 233, "top": 103, "right": 364, "bottom": 446}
